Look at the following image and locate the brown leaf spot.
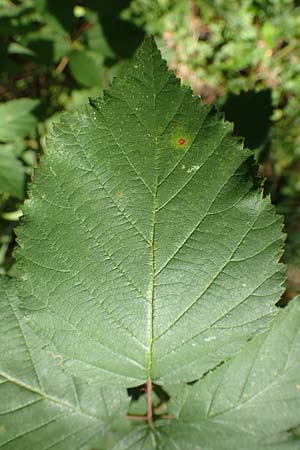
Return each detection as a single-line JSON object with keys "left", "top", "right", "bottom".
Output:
{"left": 178, "top": 138, "right": 186, "bottom": 145}
{"left": 48, "top": 351, "right": 64, "bottom": 367}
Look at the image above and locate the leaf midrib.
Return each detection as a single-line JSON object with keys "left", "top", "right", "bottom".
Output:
{"left": 147, "top": 48, "right": 159, "bottom": 381}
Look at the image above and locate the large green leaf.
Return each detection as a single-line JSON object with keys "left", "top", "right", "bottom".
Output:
{"left": 0, "top": 277, "right": 130, "bottom": 450}
{"left": 112, "top": 299, "right": 300, "bottom": 450}
{"left": 0, "top": 99, "right": 39, "bottom": 142}
{"left": 16, "top": 37, "right": 285, "bottom": 387}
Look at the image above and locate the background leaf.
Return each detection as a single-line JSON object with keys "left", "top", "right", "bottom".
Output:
{"left": 0, "top": 99, "right": 39, "bottom": 142}
{"left": 0, "top": 277, "right": 130, "bottom": 450}
{"left": 158, "top": 298, "right": 300, "bottom": 449}
{"left": 69, "top": 50, "right": 104, "bottom": 88}
{"left": 112, "top": 299, "right": 300, "bottom": 449}
{"left": 0, "top": 145, "right": 25, "bottom": 198}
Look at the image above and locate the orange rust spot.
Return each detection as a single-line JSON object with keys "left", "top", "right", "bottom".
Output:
{"left": 178, "top": 138, "right": 186, "bottom": 145}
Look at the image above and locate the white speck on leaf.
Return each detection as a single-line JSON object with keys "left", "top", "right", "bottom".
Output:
{"left": 204, "top": 336, "right": 216, "bottom": 342}
{"left": 187, "top": 165, "right": 200, "bottom": 173}
{"left": 49, "top": 166, "right": 57, "bottom": 177}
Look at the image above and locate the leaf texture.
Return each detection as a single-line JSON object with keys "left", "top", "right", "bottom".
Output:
{"left": 16, "top": 37, "right": 285, "bottom": 386}
{"left": 0, "top": 278, "right": 129, "bottom": 450}
{"left": 112, "top": 299, "right": 300, "bottom": 450}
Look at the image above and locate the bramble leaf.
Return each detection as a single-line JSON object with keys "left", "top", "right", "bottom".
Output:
{"left": 16, "top": 37, "right": 285, "bottom": 387}
{"left": 0, "top": 278, "right": 130, "bottom": 450}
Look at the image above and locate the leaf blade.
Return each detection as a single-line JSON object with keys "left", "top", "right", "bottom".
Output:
{"left": 16, "top": 37, "right": 285, "bottom": 386}
{"left": 0, "top": 278, "right": 129, "bottom": 450}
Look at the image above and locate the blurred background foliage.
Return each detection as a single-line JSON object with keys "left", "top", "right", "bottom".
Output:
{"left": 0, "top": 0, "right": 299, "bottom": 299}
